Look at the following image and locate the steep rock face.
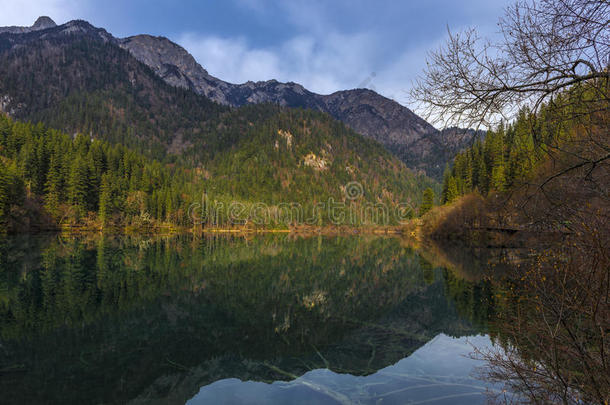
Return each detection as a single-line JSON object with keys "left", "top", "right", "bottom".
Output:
{"left": 118, "top": 36, "right": 434, "bottom": 144}
{"left": 0, "top": 16, "right": 57, "bottom": 34}
{"left": 118, "top": 35, "right": 234, "bottom": 105}
{"left": 32, "top": 16, "right": 58, "bottom": 30}
{"left": 322, "top": 89, "right": 436, "bottom": 148}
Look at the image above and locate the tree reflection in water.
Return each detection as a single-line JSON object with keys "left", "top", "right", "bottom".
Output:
{"left": 0, "top": 234, "right": 495, "bottom": 404}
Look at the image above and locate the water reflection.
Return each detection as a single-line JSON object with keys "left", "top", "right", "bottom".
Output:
{"left": 0, "top": 234, "right": 496, "bottom": 404}
{"left": 189, "top": 334, "right": 497, "bottom": 405}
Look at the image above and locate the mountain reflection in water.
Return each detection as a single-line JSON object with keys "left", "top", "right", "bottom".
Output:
{"left": 0, "top": 234, "right": 498, "bottom": 404}
{"left": 189, "top": 334, "right": 496, "bottom": 405}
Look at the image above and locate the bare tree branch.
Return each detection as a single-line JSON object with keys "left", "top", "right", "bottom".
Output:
{"left": 411, "top": 0, "right": 610, "bottom": 129}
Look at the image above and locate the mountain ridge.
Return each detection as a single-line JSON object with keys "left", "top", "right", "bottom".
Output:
{"left": 117, "top": 32, "right": 477, "bottom": 178}
{"left": 0, "top": 17, "right": 479, "bottom": 178}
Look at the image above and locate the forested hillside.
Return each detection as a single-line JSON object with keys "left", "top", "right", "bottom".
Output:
{"left": 0, "top": 18, "right": 480, "bottom": 180}
{"left": 119, "top": 33, "right": 472, "bottom": 179}
{"left": 0, "top": 114, "right": 198, "bottom": 231}
{"left": 439, "top": 87, "right": 608, "bottom": 204}
{"left": 0, "top": 109, "right": 436, "bottom": 232}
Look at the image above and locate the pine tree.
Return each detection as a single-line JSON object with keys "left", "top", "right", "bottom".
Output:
{"left": 489, "top": 124, "right": 506, "bottom": 192}
{"left": 44, "top": 153, "right": 63, "bottom": 218}
{"left": 508, "top": 108, "right": 536, "bottom": 184}
{"left": 441, "top": 163, "right": 452, "bottom": 203}
{"left": 0, "top": 161, "right": 25, "bottom": 222}
{"left": 446, "top": 176, "right": 459, "bottom": 203}
{"left": 490, "top": 163, "right": 506, "bottom": 192}
{"left": 476, "top": 154, "right": 487, "bottom": 194}
{"left": 98, "top": 173, "right": 112, "bottom": 225}
{"left": 68, "top": 156, "right": 89, "bottom": 218}
{"left": 460, "top": 153, "right": 473, "bottom": 193}
{"left": 0, "top": 162, "right": 8, "bottom": 221}
{"left": 420, "top": 188, "right": 435, "bottom": 216}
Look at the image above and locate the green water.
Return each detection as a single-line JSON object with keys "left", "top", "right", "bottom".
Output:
{"left": 0, "top": 234, "right": 499, "bottom": 404}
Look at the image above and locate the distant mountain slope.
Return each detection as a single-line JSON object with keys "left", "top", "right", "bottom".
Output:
{"left": 118, "top": 35, "right": 439, "bottom": 154}
{"left": 0, "top": 19, "right": 224, "bottom": 157}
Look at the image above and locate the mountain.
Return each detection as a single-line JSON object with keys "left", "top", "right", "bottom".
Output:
{"left": 0, "top": 18, "right": 437, "bottom": 230}
{"left": 118, "top": 33, "right": 478, "bottom": 178}
{"left": 118, "top": 33, "right": 436, "bottom": 147}
{"left": 119, "top": 34, "right": 434, "bottom": 145}
{"left": 0, "top": 17, "right": 476, "bottom": 178}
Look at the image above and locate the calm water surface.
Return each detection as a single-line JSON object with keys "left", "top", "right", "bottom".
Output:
{"left": 0, "top": 234, "right": 502, "bottom": 404}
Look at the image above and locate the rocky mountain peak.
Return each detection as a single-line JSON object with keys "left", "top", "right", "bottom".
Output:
{"left": 0, "top": 16, "right": 57, "bottom": 34}
{"left": 32, "top": 16, "right": 57, "bottom": 30}
{"left": 117, "top": 34, "right": 234, "bottom": 103}
{"left": 0, "top": 19, "right": 115, "bottom": 46}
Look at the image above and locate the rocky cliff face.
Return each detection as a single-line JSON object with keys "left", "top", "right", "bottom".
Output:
{"left": 117, "top": 35, "right": 235, "bottom": 105}
{"left": 322, "top": 89, "right": 436, "bottom": 148}
{"left": 0, "top": 16, "right": 57, "bottom": 34}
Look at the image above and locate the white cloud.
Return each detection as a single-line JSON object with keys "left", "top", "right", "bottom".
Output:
{"left": 212, "top": 0, "right": 511, "bottom": 109}
{"left": 177, "top": 30, "right": 381, "bottom": 96}
{"left": 233, "top": 0, "right": 330, "bottom": 33}
{"left": 178, "top": 34, "right": 282, "bottom": 84}
{"left": 0, "top": 0, "right": 84, "bottom": 27}
{"left": 374, "top": 36, "right": 449, "bottom": 105}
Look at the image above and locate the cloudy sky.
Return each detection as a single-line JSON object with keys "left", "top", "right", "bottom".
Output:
{"left": 0, "top": 0, "right": 513, "bottom": 106}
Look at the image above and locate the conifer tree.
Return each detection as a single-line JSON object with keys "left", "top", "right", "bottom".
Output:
{"left": 98, "top": 173, "right": 112, "bottom": 225}
{"left": 420, "top": 188, "right": 435, "bottom": 216}
{"left": 441, "top": 163, "right": 452, "bottom": 203}
{"left": 476, "top": 154, "right": 487, "bottom": 194}
{"left": 44, "top": 153, "right": 63, "bottom": 218}
{"left": 0, "top": 162, "right": 8, "bottom": 221}
{"left": 68, "top": 156, "right": 90, "bottom": 218}
{"left": 446, "top": 176, "right": 459, "bottom": 204}
{"left": 489, "top": 124, "right": 506, "bottom": 192}
{"left": 508, "top": 109, "right": 536, "bottom": 184}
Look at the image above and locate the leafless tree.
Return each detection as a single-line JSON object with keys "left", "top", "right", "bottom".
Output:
{"left": 411, "top": 0, "right": 609, "bottom": 129}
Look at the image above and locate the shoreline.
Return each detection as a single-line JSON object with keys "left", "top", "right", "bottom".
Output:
{"left": 2, "top": 224, "right": 408, "bottom": 237}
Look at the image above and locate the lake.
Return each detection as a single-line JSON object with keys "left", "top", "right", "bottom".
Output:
{"left": 0, "top": 234, "right": 505, "bottom": 404}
